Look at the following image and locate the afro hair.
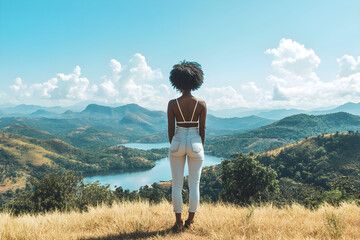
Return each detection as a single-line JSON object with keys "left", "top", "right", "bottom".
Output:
{"left": 169, "top": 61, "right": 204, "bottom": 91}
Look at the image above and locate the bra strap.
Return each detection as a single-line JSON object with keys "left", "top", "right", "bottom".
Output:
{"left": 191, "top": 100, "right": 199, "bottom": 121}
{"left": 176, "top": 99, "right": 186, "bottom": 122}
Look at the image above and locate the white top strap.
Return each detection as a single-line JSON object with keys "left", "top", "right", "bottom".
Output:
{"left": 176, "top": 99, "right": 186, "bottom": 122}
{"left": 191, "top": 100, "right": 199, "bottom": 122}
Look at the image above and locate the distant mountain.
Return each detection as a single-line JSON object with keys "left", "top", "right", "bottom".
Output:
{"left": 309, "top": 102, "right": 360, "bottom": 116}
{"left": 205, "top": 112, "right": 360, "bottom": 157}
{"left": 80, "top": 104, "right": 273, "bottom": 132}
{"left": 0, "top": 103, "right": 16, "bottom": 109}
{"left": 81, "top": 103, "right": 165, "bottom": 119}
{"left": 256, "top": 109, "right": 305, "bottom": 120}
{"left": 208, "top": 107, "right": 263, "bottom": 118}
{"left": 0, "top": 103, "right": 276, "bottom": 145}
{"left": 119, "top": 113, "right": 157, "bottom": 132}
{"left": 208, "top": 101, "right": 360, "bottom": 120}
{"left": 30, "top": 109, "right": 58, "bottom": 118}
{"left": 0, "top": 103, "right": 277, "bottom": 145}
{"left": 63, "top": 110, "right": 74, "bottom": 114}
{"left": 2, "top": 101, "right": 359, "bottom": 120}
{"left": 2, "top": 104, "right": 65, "bottom": 115}
{"left": 81, "top": 104, "right": 115, "bottom": 117}
{"left": 207, "top": 114, "right": 274, "bottom": 130}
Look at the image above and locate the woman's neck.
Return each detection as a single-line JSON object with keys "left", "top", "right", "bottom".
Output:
{"left": 181, "top": 90, "right": 192, "bottom": 97}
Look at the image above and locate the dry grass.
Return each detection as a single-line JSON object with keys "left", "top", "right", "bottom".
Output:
{"left": 1, "top": 201, "right": 360, "bottom": 240}
{"left": 257, "top": 132, "right": 349, "bottom": 157}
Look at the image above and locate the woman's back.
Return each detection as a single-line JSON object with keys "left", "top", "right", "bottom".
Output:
{"left": 168, "top": 96, "right": 207, "bottom": 145}
{"left": 171, "top": 97, "right": 205, "bottom": 128}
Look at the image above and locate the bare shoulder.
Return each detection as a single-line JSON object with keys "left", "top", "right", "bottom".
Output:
{"left": 195, "top": 98, "right": 207, "bottom": 109}
{"left": 168, "top": 99, "right": 177, "bottom": 105}
{"left": 167, "top": 99, "right": 176, "bottom": 110}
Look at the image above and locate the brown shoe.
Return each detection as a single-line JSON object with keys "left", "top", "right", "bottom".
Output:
{"left": 171, "top": 221, "right": 184, "bottom": 233}
{"left": 184, "top": 219, "right": 194, "bottom": 229}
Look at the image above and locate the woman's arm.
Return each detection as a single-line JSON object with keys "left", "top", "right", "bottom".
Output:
{"left": 167, "top": 100, "right": 175, "bottom": 143}
{"left": 199, "top": 101, "right": 207, "bottom": 146}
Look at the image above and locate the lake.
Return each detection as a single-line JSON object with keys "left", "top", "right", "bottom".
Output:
{"left": 84, "top": 142, "right": 223, "bottom": 191}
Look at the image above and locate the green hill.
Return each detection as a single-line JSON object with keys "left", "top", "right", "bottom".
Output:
{"left": 205, "top": 112, "right": 360, "bottom": 157}
{"left": 255, "top": 132, "right": 360, "bottom": 189}
{"left": 146, "top": 132, "right": 360, "bottom": 208}
{"left": 2, "top": 123, "right": 55, "bottom": 139}
{"left": 254, "top": 132, "right": 360, "bottom": 206}
{"left": 0, "top": 132, "right": 167, "bottom": 195}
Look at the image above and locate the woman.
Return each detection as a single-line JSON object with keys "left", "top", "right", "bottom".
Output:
{"left": 167, "top": 61, "right": 207, "bottom": 232}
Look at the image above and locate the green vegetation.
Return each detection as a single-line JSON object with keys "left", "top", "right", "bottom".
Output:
{"left": 0, "top": 132, "right": 168, "bottom": 199}
{"left": 105, "top": 132, "right": 360, "bottom": 208}
{"left": 255, "top": 132, "right": 360, "bottom": 207}
{"left": 221, "top": 153, "right": 279, "bottom": 205}
{"left": 6, "top": 171, "right": 114, "bottom": 215}
{"left": 205, "top": 112, "right": 360, "bottom": 157}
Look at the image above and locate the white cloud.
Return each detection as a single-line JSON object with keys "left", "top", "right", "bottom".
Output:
{"left": 337, "top": 54, "right": 360, "bottom": 78}
{"left": 10, "top": 66, "right": 94, "bottom": 102}
{"left": 31, "top": 78, "right": 58, "bottom": 98}
{"left": 265, "top": 38, "right": 320, "bottom": 80}
{"left": 199, "top": 86, "right": 246, "bottom": 110}
{"left": 10, "top": 77, "right": 27, "bottom": 92}
{"left": 110, "top": 59, "right": 122, "bottom": 74}
{"left": 94, "top": 54, "right": 171, "bottom": 109}
{"left": 263, "top": 39, "right": 360, "bottom": 108}
{"left": 241, "top": 81, "right": 262, "bottom": 94}
{"left": 53, "top": 66, "right": 91, "bottom": 100}
{"left": 99, "top": 79, "right": 119, "bottom": 98}
{"left": 240, "top": 39, "right": 360, "bottom": 109}
{"left": 10, "top": 77, "right": 58, "bottom": 99}
{"left": 128, "top": 53, "right": 163, "bottom": 82}
{"left": 272, "top": 85, "right": 289, "bottom": 101}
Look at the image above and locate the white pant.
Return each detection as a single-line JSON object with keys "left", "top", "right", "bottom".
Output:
{"left": 169, "top": 126, "right": 204, "bottom": 213}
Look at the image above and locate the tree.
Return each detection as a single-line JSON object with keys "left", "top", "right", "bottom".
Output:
{"left": 7, "top": 171, "right": 115, "bottom": 215}
{"left": 221, "top": 153, "right": 279, "bottom": 205}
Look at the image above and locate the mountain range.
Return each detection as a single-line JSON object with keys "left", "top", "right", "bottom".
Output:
{"left": 0, "top": 103, "right": 275, "bottom": 145}
{"left": 205, "top": 112, "right": 360, "bottom": 157}
{"left": 1, "top": 101, "right": 360, "bottom": 120}
{"left": 208, "top": 102, "right": 360, "bottom": 119}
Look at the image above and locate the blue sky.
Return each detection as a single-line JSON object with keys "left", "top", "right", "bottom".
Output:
{"left": 1, "top": 0, "right": 360, "bottom": 110}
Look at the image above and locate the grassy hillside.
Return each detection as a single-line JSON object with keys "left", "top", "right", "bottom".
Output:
{"left": 195, "top": 132, "right": 360, "bottom": 208}
{"left": 0, "top": 132, "right": 87, "bottom": 193}
{"left": 2, "top": 123, "right": 55, "bottom": 139}
{"left": 1, "top": 201, "right": 359, "bottom": 239}
{"left": 205, "top": 112, "right": 360, "bottom": 157}
{"left": 0, "top": 132, "right": 167, "bottom": 194}
{"left": 255, "top": 132, "right": 360, "bottom": 192}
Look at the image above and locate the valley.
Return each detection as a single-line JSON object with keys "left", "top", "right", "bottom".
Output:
{"left": 1, "top": 102, "right": 360, "bottom": 210}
